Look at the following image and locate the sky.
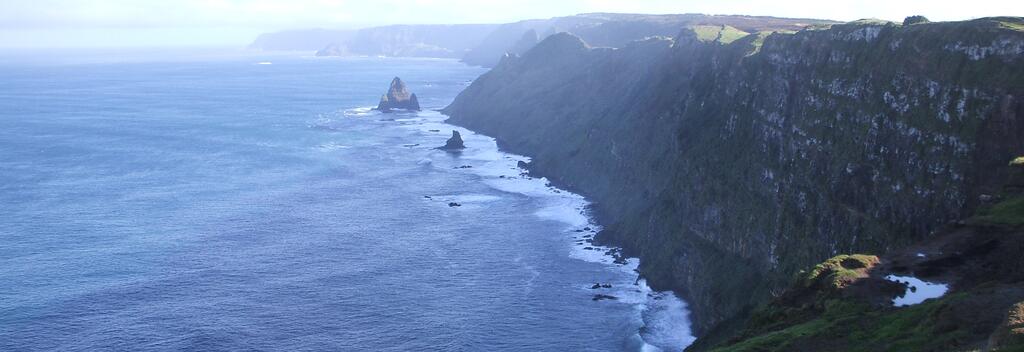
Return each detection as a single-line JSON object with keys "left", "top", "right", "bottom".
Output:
{"left": 0, "top": 0, "right": 1021, "bottom": 48}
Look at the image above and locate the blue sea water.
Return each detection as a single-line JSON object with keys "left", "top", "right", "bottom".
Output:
{"left": 0, "top": 49, "right": 694, "bottom": 351}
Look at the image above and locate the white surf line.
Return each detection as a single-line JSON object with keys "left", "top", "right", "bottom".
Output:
{"left": 401, "top": 109, "right": 697, "bottom": 351}
{"left": 885, "top": 275, "right": 949, "bottom": 307}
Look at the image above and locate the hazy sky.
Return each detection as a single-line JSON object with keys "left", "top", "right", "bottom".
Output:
{"left": 1, "top": 0, "right": 1021, "bottom": 48}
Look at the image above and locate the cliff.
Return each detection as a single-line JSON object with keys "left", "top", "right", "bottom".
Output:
{"left": 249, "top": 13, "right": 832, "bottom": 62}
{"left": 443, "top": 17, "right": 1024, "bottom": 344}
{"left": 317, "top": 24, "right": 499, "bottom": 58}
{"left": 248, "top": 28, "right": 354, "bottom": 51}
{"left": 460, "top": 13, "right": 835, "bottom": 67}
{"left": 705, "top": 189, "right": 1024, "bottom": 351}
{"left": 251, "top": 24, "right": 497, "bottom": 57}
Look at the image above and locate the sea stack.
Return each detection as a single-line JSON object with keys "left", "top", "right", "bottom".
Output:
{"left": 376, "top": 77, "right": 421, "bottom": 112}
{"left": 438, "top": 130, "right": 465, "bottom": 151}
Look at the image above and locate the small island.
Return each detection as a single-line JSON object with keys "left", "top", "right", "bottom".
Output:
{"left": 375, "top": 77, "right": 421, "bottom": 112}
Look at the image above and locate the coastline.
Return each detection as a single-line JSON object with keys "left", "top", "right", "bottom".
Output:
{"left": 402, "top": 109, "right": 698, "bottom": 350}
{"left": 338, "top": 101, "right": 697, "bottom": 350}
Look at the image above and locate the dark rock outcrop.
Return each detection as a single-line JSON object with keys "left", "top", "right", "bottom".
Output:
{"left": 988, "top": 301, "right": 1024, "bottom": 350}
{"left": 443, "top": 17, "right": 1024, "bottom": 344}
{"left": 903, "top": 15, "right": 931, "bottom": 26}
{"left": 438, "top": 131, "right": 465, "bottom": 150}
{"left": 376, "top": 77, "right": 420, "bottom": 112}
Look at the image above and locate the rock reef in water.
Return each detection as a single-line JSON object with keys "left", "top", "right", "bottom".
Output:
{"left": 376, "top": 77, "right": 421, "bottom": 112}
{"left": 438, "top": 130, "right": 465, "bottom": 151}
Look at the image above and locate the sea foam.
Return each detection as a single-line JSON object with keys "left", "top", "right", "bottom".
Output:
{"left": 401, "top": 110, "right": 697, "bottom": 351}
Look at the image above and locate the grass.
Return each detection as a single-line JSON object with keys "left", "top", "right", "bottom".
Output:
{"left": 743, "top": 31, "right": 776, "bottom": 56}
{"left": 714, "top": 317, "right": 833, "bottom": 352}
{"left": 997, "top": 20, "right": 1024, "bottom": 32}
{"left": 713, "top": 294, "right": 973, "bottom": 352}
{"left": 690, "top": 25, "right": 751, "bottom": 44}
{"left": 803, "top": 254, "right": 879, "bottom": 289}
{"left": 973, "top": 197, "right": 1024, "bottom": 226}
{"left": 848, "top": 18, "right": 894, "bottom": 26}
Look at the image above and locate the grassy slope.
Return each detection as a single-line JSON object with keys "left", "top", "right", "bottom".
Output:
{"left": 710, "top": 192, "right": 1024, "bottom": 352}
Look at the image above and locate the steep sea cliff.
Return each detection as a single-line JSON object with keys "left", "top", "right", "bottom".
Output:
{"left": 459, "top": 13, "right": 830, "bottom": 67}
{"left": 443, "top": 17, "right": 1024, "bottom": 344}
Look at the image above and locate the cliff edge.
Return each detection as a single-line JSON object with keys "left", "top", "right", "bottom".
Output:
{"left": 443, "top": 17, "right": 1024, "bottom": 345}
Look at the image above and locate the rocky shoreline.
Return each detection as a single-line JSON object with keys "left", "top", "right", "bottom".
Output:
{"left": 443, "top": 17, "right": 1024, "bottom": 349}
{"left": 409, "top": 107, "right": 699, "bottom": 349}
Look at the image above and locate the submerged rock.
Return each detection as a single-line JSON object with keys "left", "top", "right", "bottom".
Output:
{"left": 375, "top": 77, "right": 421, "bottom": 112}
{"left": 592, "top": 294, "right": 618, "bottom": 301}
{"left": 438, "top": 131, "right": 465, "bottom": 151}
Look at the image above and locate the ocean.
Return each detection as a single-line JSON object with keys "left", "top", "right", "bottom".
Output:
{"left": 0, "top": 49, "right": 694, "bottom": 351}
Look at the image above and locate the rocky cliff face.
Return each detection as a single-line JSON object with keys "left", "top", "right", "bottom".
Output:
{"left": 459, "top": 13, "right": 834, "bottom": 67}
{"left": 443, "top": 17, "right": 1024, "bottom": 341}
{"left": 705, "top": 183, "right": 1024, "bottom": 351}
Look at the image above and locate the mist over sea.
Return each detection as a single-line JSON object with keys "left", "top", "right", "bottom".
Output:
{"left": 0, "top": 50, "right": 693, "bottom": 351}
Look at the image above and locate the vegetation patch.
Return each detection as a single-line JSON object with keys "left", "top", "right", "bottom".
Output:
{"left": 712, "top": 294, "right": 975, "bottom": 352}
{"left": 802, "top": 254, "right": 879, "bottom": 289}
{"left": 690, "top": 25, "right": 751, "bottom": 44}
{"left": 973, "top": 196, "right": 1024, "bottom": 226}
{"left": 847, "top": 18, "right": 894, "bottom": 26}
{"left": 997, "top": 19, "right": 1024, "bottom": 32}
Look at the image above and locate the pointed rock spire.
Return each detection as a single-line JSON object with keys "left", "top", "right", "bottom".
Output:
{"left": 376, "top": 77, "right": 421, "bottom": 112}
{"left": 438, "top": 130, "right": 465, "bottom": 151}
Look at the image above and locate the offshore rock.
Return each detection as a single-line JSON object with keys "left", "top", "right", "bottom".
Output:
{"left": 376, "top": 77, "right": 421, "bottom": 112}
{"left": 438, "top": 131, "right": 465, "bottom": 151}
